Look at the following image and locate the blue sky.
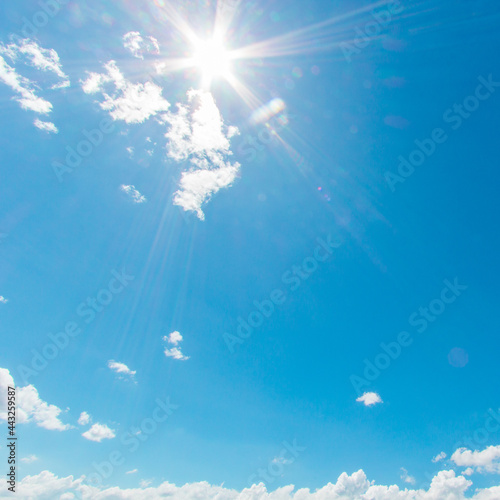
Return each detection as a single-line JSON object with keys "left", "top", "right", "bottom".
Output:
{"left": 1, "top": 0, "right": 500, "bottom": 498}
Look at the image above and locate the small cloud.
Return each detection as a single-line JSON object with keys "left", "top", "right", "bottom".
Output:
{"left": 77, "top": 412, "right": 91, "bottom": 426}
{"left": 164, "top": 347, "right": 189, "bottom": 361}
{"left": 121, "top": 184, "right": 146, "bottom": 204}
{"left": 463, "top": 467, "right": 474, "bottom": 476}
{"left": 34, "top": 119, "right": 58, "bottom": 133}
{"left": 432, "top": 451, "right": 447, "bottom": 463}
{"left": 140, "top": 479, "right": 153, "bottom": 488}
{"left": 20, "top": 455, "right": 38, "bottom": 464}
{"left": 0, "top": 296, "right": 8, "bottom": 304}
{"left": 163, "top": 331, "right": 189, "bottom": 360}
{"left": 164, "top": 331, "right": 183, "bottom": 345}
{"left": 400, "top": 467, "right": 416, "bottom": 485}
{"left": 356, "top": 392, "right": 383, "bottom": 407}
{"left": 82, "top": 423, "right": 115, "bottom": 442}
{"left": 108, "top": 360, "right": 136, "bottom": 379}
{"left": 123, "top": 32, "right": 159, "bottom": 59}
{"left": 126, "top": 469, "right": 138, "bottom": 475}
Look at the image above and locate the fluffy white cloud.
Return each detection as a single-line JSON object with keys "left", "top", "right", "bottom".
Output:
{"left": 164, "top": 331, "right": 183, "bottom": 345}
{"left": 34, "top": 119, "right": 58, "bottom": 133}
{"left": 81, "top": 423, "right": 116, "bottom": 443}
{"left": 0, "top": 38, "right": 68, "bottom": 119}
{"left": 432, "top": 451, "right": 447, "bottom": 463}
{"left": 174, "top": 163, "right": 239, "bottom": 221}
{"left": 451, "top": 445, "right": 500, "bottom": 474}
{"left": 77, "top": 411, "right": 91, "bottom": 426}
{"left": 166, "top": 89, "right": 240, "bottom": 220}
{"left": 81, "top": 61, "right": 170, "bottom": 123}
{"left": 356, "top": 392, "right": 383, "bottom": 407}
{"left": 0, "top": 296, "right": 7, "bottom": 304}
{"left": 4, "top": 468, "right": 500, "bottom": 499}
{"left": 121, "top": 184, "right": 147, "bottom": 203}
{"left": 123, "top": 32, "right": 160, "bottom": 59}
{"left": 0, "top": 367, "right": 71, "bottom": 431}
{"left": 20, "top": 455, "right": 38, "bottom": 464}
{"left": 163, "top": 331, "right": 189, "bottom": 361}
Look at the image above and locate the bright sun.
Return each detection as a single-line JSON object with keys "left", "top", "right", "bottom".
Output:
{"left": 192, "top": 37, "right": 232, "bottom": 82}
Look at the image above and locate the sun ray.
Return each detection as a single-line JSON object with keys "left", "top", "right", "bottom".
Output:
{"left": 231, "top": 0, "right": 394, "bottom": 60}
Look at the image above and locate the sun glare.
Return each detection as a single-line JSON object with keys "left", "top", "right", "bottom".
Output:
{"left": 192, "top": 37, "right": 232, "bottom": 83}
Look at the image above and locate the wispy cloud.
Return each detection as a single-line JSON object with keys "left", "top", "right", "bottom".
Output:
{"left": 0, "top": 38, "right": 68, "bottom": 120}
{"left": 34, "top": 119, "right": 58, "bottom": 133}
{"left": 0, "top": 296, "right": 8, "bottom": 304}
{"left": 107, "top": 360, "right": 137, "bottom": 379}
{"left": 432, "top": 451, "right": 447, "bottom": 463}
{"left": 400, "top": 467, "right": 416, "bottom": 485}
{"left": 20, "top": 455, "right": 38, "bottom": 464}
{"left": 126, "top": 469, "right": 138, "bottom": 475}
{"left": 82, "top": 423, "right": 116, "bottom": 443}
{"left": 121, "top": 184, "right": 146, "bottom": 204}
{"left": 356, "top": 392, "right": 383, "bottom": 407}
{"left": 123, "top": 32, "right": 160, "bottom": 59}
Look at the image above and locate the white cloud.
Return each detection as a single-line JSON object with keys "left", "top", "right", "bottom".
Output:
{"left": 0, "top": 367, "right": 71, "bottom": 431}
{"left": 356, "top": 392, "right": 383, "bottom": 407}
{"left": 123, "top": 32, "right": 160, "bottom": 59}
{"left": 126, "top": 469, "right": 138, "bottom": 475}
{"left": 162, "top": 331, "right": 189, "bottom": 361}
{"left": 451, "top": 445, "right": 500, "bottom": 474}
{"left": 400, "top": 467, "right": 416, "bottom": 485}
{"left": 121, "top": 185, "right": 146, "bottom": 204}
{"left": 0, "top": 296, "right": 7, "bottom": 304}
{"left": 0, "top": 38, "right": 68, "bottom": 119}
{"left": 81, "top": 61, "right": 170, "bottom": 123}
{"left": 5, "top": 468, "right": 500, "bottom": 499}
{"left": 164, "top": 347, "right": 190, "bottom": 361}
{"left": 173, "top": 163, "right": 239, "bottom": 221}
{"left": 20, "top": 455, "right": 38, "bottom": 464}
{"left": 5, "top": 39, "right": 69, "bottom": 88}
{"left": 139, "top": 479, "right": 153, "bottom": 488}
{"left": 164, "top": 331, "right": 183, "bottom": 345}
{"left": 34, "top": 119, "right": 58, "bottom": 133}
{"left": 108, "top": 359, "right": 137, "bottom": 378}
{"left": 77, "top": 412, "right": 91, "bottom": 426}
{"left": 432, "top": 451, "right": 447, "bottom": 463}
{"left": 81, "top": 423, "right": 115, "bottom": 443}
{"left": 0, "top": 54, "right": 52, "bottom": 114}
{"left": 166, "top": 89, "right": 240, "bottom": 220}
